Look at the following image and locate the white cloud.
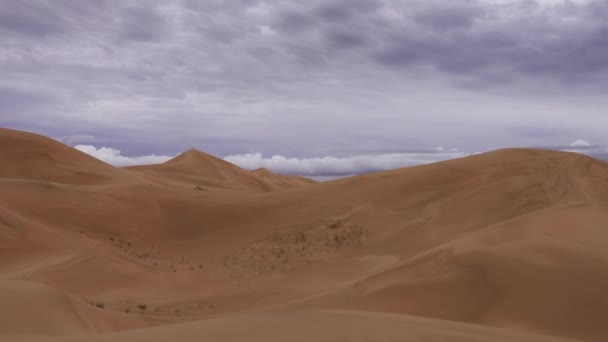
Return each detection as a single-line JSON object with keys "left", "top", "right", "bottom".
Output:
{"left": 224, "top": 151, "right": 467, "bottom": 176}
{"left": 570, "top": 139, "right": 591, "bottom": 147}
{"left": 74, "top": 145, "right": 174, "bottom": 167}
{"left": 555, "top": 139, "right": 608, "bottom": 158}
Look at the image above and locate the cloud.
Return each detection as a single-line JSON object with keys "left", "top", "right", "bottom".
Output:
{"left": 117, "top": 5, "right": 170, "bottom": 43}
{"left": 74, "top": 145, "right": 174, "bottom": 167}
{"left": 2, "top": 0, "right": 608, "bottom": 159}
{"left": 570, "top": 139, "right": 592, "bottom": 147}
{"left": 268, "top": 0, "right": 608, "bottom": 82}
{"left": 548, "top": 139, "right": 597, "bottom": 153}
{"left": 67, "top": 141, "right": 608, "bottom": 178}
{"left": 549, "top": 139, "right": 608, "bottom": 158}
{"left": 224, "top": 150, "right": 467, "bottom": 176}
{"left": 0, "top": 86, "right": 55, "bottom": 112}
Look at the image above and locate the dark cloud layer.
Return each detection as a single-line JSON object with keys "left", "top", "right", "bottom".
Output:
{"left": 1, "top": 0, "right": 608, "bottom": 175}
{"left": 3, "top": 1, "right": 608, "bottom": 84}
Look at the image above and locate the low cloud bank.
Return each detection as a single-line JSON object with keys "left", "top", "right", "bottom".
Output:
{"left": 74, "top": 145, "right": 174, "bottom": 167}
{"left": 224, "top": 151, "right": 467, "bottom": 176}
{"left": 557, "top": 140, "right": 608, "bottom": 160}
{"left": 569, "top": 140, "right": 592, "bottom": 147}
{"left": 74, "top": 143, "right": 467, "bottom": 176}
{"left": 73, "top": 140, "right": 608, "bottom": 177}
{"left": 555, "top": 139, "right": 602, "bottom": 154}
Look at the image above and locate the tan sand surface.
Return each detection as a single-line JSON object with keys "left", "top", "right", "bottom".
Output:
{"left": 3, "top": 127, "right": 608, "bottom": 342}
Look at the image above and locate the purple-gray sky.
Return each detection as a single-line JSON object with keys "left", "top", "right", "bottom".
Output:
{"left": 2, "top": 0, "right": 608, "bottom": 177}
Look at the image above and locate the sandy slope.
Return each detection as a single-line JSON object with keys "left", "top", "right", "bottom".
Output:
{"left": 8, "top": 310, "right": 576, "bottom": 342}
{"left": 2, "top": 127, "right": 608, "bottom": 342}
{"left": 0, "top": 281, "right": 150, "bottom": 336}
{"left": 0, "top": 128, "right": 134, "bottom": 184}
{"left": 251, "top": 167, "right": 316, "bottom": 190}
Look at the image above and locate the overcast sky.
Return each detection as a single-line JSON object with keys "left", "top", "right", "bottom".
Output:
{"left": 2, "top": 0, "right": 608, "bottom": 177}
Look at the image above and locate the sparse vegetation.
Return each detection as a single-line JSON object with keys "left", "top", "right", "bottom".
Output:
{"left": 81, "top": 233, "right": 204, "bottom": 275}
{"left": 328, "top": 220, "right": 343, "bottom": 229}
{"left": 169, "top": 300, "right": 216, "bottom": 316}
{"left": 223, "top": 219, "right": 369, "bottom": 278}
{"left": 88, "top": 300, "right": 105, "bottom": 309}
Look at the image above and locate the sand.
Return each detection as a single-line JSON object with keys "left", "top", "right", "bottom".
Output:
{"left": 2, "top": 127, "right": 608, "bottom": 342}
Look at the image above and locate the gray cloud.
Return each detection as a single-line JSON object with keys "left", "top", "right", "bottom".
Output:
{"left": 315, "top": 0, "right": 381, "bottom": 22}
{"left": 55, "top": 134, "right": 99, "bottom": 145}
{"left": 380, "top": 1, "right": 605, "bottom": 80}
{"left": 0, "top": 1, "right": 113, "bottom": 38}
{"left": 0, "top": 87, "right": 53, "bottom": 112}
{"left": 325, "top": 30, "right": 368, "bottom": 49}
{"left": 412, "top": 2, "right": 483, "bottom": 31}
{"left": 118, "top": 5, "right": 170, "bottom": 43}
{"left": 0, "top": 3, "right": 66, "bottom": 37}
{"left": 1, "top": 0, "right": 608, "bottom": 168}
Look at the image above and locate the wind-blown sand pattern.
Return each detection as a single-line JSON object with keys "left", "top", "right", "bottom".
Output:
{"left": 2, "top": 127, "right": 607, "bottom": 342}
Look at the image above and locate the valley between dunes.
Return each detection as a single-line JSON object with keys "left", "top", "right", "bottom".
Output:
{"left": 2, "top": 127, "right": 608, "bottom": 342}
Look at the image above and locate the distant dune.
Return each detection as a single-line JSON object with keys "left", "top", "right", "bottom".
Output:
{"left": 2, "top": 127, "right": 608, "bottom": 342}
{"left": 251, "top": 167, "right": 316, "bottom": 189}
{"left": 125, "top": 148, "right": 316, "bottom": 191}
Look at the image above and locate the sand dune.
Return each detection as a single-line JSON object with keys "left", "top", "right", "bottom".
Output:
{"left": 305, "top": 205, "right": 608, "bottom": 341}
{"left": 2, "top": 127, "right": 608, "bottom": 342}
{"left": 0, "top": 128, "right": 133, "bottom": 184}
{"left": 126, "top": 149, "right": 315, "bottom": 191}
